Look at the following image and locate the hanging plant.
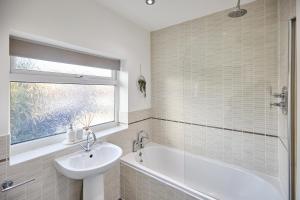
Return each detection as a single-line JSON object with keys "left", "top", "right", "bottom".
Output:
{"left": 137, "top": 65, "right": 147, "bottom": 98}
{"left": 138, "top": 76, "right": 147, "bottom": 97}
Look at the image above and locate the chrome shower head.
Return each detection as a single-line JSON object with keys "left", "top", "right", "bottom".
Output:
{"left": 228, "top": 0, "right": 247, "bottom": 18}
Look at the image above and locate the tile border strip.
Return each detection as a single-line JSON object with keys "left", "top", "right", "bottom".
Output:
{"left": 128, "top": 116, "right": 279, "bottom": 139}
{"left": 152, "top": 117, "right": 279, "bottom": 139}
{"left": 0, "top": 158, "right": 8, "bottom": 164}
{"left": 128, "top": 117, "right": 152, "bottom": 125}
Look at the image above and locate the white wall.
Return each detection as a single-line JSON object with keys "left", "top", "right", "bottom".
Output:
{"left": 0, "top": 0, "right": 151, "bottom": 136}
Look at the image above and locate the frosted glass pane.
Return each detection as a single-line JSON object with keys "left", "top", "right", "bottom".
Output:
{"left": 13, "top": 56, "right": 112, "bottom": 77}
{"left": 10, "top": 82, "right": 115, "bottom": 144}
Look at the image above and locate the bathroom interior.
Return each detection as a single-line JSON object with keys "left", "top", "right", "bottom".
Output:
{"left": 0, "top": 0, "right": 299, "bottom": 199}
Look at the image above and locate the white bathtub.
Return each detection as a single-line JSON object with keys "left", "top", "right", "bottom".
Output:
{"left": 121, "top": 143, "right": 285, "bottom": 200}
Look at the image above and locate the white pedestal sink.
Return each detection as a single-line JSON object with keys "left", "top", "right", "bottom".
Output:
{"left": 54, "top": 142, "right": 122, "bottom": 200}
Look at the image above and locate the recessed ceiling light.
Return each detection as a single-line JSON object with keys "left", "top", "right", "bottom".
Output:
{"left": 145, "top": 0, "right": 155, "bottom": 5}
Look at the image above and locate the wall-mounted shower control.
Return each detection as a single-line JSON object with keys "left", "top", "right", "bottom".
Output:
{"left": 270, "top": 86, "right": 288, "bottom": 115}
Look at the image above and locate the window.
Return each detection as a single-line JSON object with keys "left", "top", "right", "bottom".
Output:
{"left": 9, "top": 38, "right": 120, "bottom": 145}
{"left": 13, "top": 56, "right": 112, "bottom": 78}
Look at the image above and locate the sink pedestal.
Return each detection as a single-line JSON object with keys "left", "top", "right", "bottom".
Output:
{"left": 83, "top": 174, "right": 104, "bottom": 200}
{"left": 54, "top": 142, "right": 122, "bottom": 200}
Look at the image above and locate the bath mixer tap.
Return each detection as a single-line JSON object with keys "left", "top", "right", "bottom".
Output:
{"left": 80, "top": 130, "right": 97, "bottom": 152}
{"left": 133, "top": 130, "right": 149, "bottom": 152}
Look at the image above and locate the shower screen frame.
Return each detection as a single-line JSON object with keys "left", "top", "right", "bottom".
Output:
{"left": 287, "top": 17, "right": 296, "bottom": 200}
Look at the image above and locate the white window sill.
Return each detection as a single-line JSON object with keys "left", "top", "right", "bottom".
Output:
{"left": 9, "top": 124, "right": 128, "bottom": 165}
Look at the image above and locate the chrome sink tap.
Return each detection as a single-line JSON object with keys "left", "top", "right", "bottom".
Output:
{"left": 133, "top": 130, "right": 149, "bottom": 152}
{"left": 80, "top": 130, "right": 97, "bottom": 152}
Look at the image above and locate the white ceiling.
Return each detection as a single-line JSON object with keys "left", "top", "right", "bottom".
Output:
{"left": 96, "top": 0, "right": 255, "bottom": 31}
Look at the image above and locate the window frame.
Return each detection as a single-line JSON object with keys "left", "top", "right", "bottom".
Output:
{"left": 9, "top": 56, "right": 120, "bottom": 146}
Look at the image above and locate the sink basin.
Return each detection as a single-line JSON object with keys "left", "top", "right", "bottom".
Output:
{"left": 54, "top": 142, "right": 122, "bottom": 200}
{"left": 55, "top": 142, "right": 122, "bottom": 180}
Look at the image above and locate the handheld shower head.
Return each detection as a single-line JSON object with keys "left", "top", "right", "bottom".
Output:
{"left": 228, "top": 0, "right": 247, "bottom": 18}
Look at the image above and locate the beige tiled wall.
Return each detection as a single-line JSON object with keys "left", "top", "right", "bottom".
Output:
{"left": 127, "top": 109, "right": 152, "bottom": 124}
{"left": 0, "top": 135, "right": 83, "bottom": 200}
{"left": 0, "top": 109, "right": 151, "bottom": 200}
{"left": 151, "top": 0, "right": 280, "bottom": 177}
{"left": 152, "top": 118, "right": 278, "bottom": 176}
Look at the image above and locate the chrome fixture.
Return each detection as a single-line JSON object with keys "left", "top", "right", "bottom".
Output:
{"left": 270, "top": 86, "right": 288, "bottom": 115}
{"left": 80, "top": 130, "right": 97, "bottom": 152}
{"left": 145, "top": 0, "right": 155, "bottom": 5}
{"left": 1, "top": 179, "right": 35, "bottom": 192}
{"left": 138, "top": 151, "right": 143, "bottom": 163}
{"left": 228, "top": 0, "right": 247, "bottom": 18}
{"left": 133, "top": 130, "right": 149, "bottom": 152}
